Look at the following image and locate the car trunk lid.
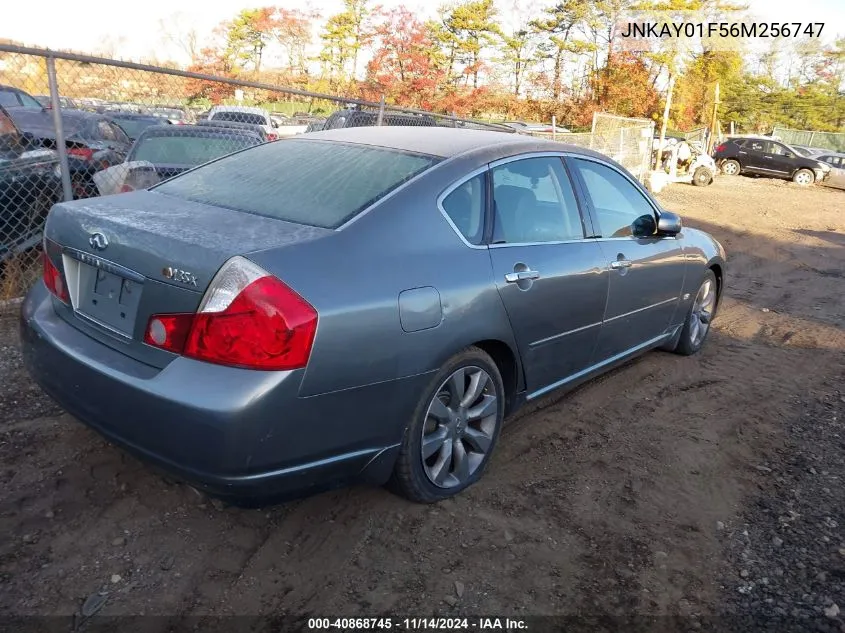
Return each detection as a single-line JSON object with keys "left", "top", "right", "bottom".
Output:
{"left": 44, "top": 190, "right": 332, "bottom": 367}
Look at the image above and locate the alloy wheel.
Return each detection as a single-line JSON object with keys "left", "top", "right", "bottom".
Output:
{"left": 690, "top": 278, "right": 716, "bottom": 347}
{"left": 421, "top": 366, "right": 498, "bottom": 489}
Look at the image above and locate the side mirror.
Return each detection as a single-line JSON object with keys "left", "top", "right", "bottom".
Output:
{"left": 656, "top": 211, "right": 682, "bottom": 236}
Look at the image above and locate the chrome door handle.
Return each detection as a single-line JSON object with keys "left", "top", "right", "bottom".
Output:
{"left": 505, "top": 270, "right": 540, "bottom": 283}
{"left": 610, "top": 260, "right": 633, "bottom": 270}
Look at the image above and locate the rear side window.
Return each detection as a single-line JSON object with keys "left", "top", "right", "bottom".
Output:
{"left": 442, "top": 174, "right": 485, "bottom": 245}
{"left": 154, "top": 139, "right": 440, "bottom": 229}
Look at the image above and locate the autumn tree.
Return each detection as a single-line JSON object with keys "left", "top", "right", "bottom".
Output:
{"left": 431, "top": 0, "right": 501, "bottom": 89}
{"left": 366, "top": 6, "right": 443, "bottom": 107}
{"left": 530, "top": 0, "right": 593, "bottom": 100}
{"left": 320, "top": 0, "right": 372, "bottom": 81}
{"left": 273, "top": 8, "right": 318, "bottom": 75}
{"left": 497, "top": 26, "right": 535, "bottom": 96}
{"left": 224, "top": 8, "right": 276, "bottom": 73}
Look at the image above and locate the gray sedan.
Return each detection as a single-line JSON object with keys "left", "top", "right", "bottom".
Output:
{"left": 816, "top": 153, "right": 845, "bottom": 190}
{"left": 21, "top": 127, "right": 726, "bottom": 504}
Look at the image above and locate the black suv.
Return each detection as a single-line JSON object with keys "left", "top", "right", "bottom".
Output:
{"left": 713, "top": 137, "right": 830, "bottom": 186}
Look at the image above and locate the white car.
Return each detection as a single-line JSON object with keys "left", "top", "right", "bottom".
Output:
{"left": 207, "top": 106, "right": 280, "bottom": 140}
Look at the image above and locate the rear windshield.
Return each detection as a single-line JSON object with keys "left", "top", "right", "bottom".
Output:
{"left": 154, "top": 139, "right": 440, "bottom": 229}
{"left": 132, "top": 134, "right": 258, "bottom": 165}
{"left": 116, "top": 118, "right": 162, "bottom": 139}
{"left": 212, "top": 111, "right": 267, "bottom": 126}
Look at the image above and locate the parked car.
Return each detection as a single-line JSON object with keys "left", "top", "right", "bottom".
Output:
{"left": 148, "top": 106, "right": 195, "bottom": 126}
{"left": 0, "top": 84, "right": 44, "bottom": 110}
{"left": 304, "top": 119, "right": 327, "bottom": 133}
{"left": 207, "top": 106, "right": 277, "bottom": 139}
{"left": 34, "top": 95, "right": 80, "bottom": 110}
{"left": 10, "top": 109, "right": 132, "bottom": 198}
{"left": 322, "top": 108, "right": 437, "bottom": 130}
{"left": 92, "top": 124, "right": 264, "bottom": 195}
{"left": 0, "top": 106, "right": 62, "bottom": 260}
{"left": 791, "top": 145, "right": 827, "bottom": 158}
{"left": 110, "top": 113, "right": 171, "bottom": 143}
{"left": 815, "top": 153, "right": 845, "bottom": 191}
{"left": 195, "top": 119, "right": 269, "bottom": 142}
{"left": 504, "top": 121, "right": 571, "bottom": 134}
{"left": 22, "top": 127, "right": 725, "bottom": 504}
{"left": 713, "top": 137, "right": 831, "bottom": 186}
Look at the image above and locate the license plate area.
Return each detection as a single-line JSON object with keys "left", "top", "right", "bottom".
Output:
{"left": 63, "top": 250, "right": 144, "bottom": 338}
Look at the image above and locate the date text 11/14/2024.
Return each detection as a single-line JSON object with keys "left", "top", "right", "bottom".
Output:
{"left": 307, "top": 618, "right": 528, "bottom": 631}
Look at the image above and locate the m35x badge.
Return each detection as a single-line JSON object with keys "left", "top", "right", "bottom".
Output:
{"left": 162, "top": 266, "right": 198, "bottom": 287}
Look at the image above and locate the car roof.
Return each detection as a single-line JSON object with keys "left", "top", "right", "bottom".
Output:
{"left": 209, "top": 105, "right": 268, "bottom": 114}
{"left": 301, "top": 126, "right": 601, "bottom": 160}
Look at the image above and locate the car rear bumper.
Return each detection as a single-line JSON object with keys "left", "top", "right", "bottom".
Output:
{"left": 20, "top": 282, "right": 423, "bottom": 501}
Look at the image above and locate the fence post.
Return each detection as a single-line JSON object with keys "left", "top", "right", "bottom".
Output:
{"left": 46, "top": 56, "right": 73, "bottom": 202}
{"left": 376, "top": 94, "right": 385, "bottom": 126}
{"left": 552, "top": 116, "right": 557, "bottom": 141}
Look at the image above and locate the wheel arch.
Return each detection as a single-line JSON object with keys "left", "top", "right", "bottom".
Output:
{"left": 471, "top": 339, "right": 522, "bottom": 417}
{"left": 708, "top": 260, "right": 724, "bottom": 309}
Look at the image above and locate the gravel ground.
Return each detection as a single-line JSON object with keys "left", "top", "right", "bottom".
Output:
{"left": 0, "top": 174, "right": 843, "bottom": 631}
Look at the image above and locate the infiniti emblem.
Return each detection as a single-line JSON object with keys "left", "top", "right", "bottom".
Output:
{"left": 89, "top": 232, "right": 108, "bottom": 251}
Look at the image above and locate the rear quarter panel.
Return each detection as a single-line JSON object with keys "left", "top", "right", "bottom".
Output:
{"left": 246, "top": 154, "right": 521, "bottom": 399}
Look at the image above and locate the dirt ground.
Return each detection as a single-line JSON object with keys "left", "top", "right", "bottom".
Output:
{"left": 0, "top": 174, "right": 843, "bottom": 628}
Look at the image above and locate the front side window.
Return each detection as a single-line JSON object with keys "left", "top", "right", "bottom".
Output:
{"left": 768, "top": 142, "right": 788, "bottom": 156}
{"left": 442, "top": 174, "right": 485, "bottom": 245}
{"left": 154, "top": 139, "right": 440, "bottom": 229}
{"left": 97, "top": 120, "right": 117, "bottom": 141}
{"left": 570, "top": 158, "right": 656, "bottom": 239}
{"left": 491, "top": 157, "right": 584, "bottom": 244}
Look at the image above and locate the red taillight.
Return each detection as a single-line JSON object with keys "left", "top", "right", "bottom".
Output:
{"left": 144, "top": 257, "right": 318, "bottom": 370}
{"left": 120, "top": 183, "right": 134, "bottom": 193}
{"left": 67, "top": 147, "right": 94, "bottom": 160}
{"left": 266, "top": 132, "right": 278, "bottom": 141}
{"left": 144, "top": 313, "right": 193, "bottom": 353}
{"left": 714, "top": 143, "right": 726, "bottom": 153}
{"left": 43, "top": 251, "right": 69, "bottom": 303}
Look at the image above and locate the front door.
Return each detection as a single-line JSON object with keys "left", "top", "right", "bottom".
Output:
{"left": 568, "top": 157, "right": 687, "bottom": 362}
{"left": 765, "top": 141, "right": 798, "bottom": 176}
{"left": 486, "top": 156, "right": 609, "bottom": 394}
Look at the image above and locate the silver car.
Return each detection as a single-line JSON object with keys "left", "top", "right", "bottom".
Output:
{"left": 21, "top": 127, "right": 726, "bottom": 504}
{"left": 816, "top": 153, "right": 845, "bottom": 190}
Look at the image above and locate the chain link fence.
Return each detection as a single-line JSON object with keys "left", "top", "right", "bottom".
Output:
{"left": 523, "top": 113, "right": 655, "bottom": 182}
{"left": 772, "top": 126, "right": 845, "bottom": 153}
{"left": 1, "top": 45, "right": 658, "bottom": 301}
{"left": 0, "top": 44, "right": 519, "bottom": 300}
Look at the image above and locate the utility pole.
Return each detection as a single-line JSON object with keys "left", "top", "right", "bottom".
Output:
{"left": 657, "top": 73, "right": 676, "bottom": 169}
{"left": 708, "top": 81, "right": 720, "bottom": 153}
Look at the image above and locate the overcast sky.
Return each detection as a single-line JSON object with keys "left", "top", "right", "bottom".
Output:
{"left": 3, "top": 0, "right": 843, "bottom": 67}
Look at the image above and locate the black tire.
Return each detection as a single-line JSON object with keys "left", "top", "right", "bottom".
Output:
{"left": 792, "top": 168, "right": 814, "bottom": 186}
{"left": 673, "top": 270, "right": 718, "bottom": 356}
{"left": 692, "top": 166, "right": 713, "bottom": 186}
{"left": 389, "top": 346, "right": 505, "bottom": 503}
{"left": 721, "top": 159, "right": 740, "bottom": 176}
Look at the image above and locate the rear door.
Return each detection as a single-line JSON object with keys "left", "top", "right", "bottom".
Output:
{"left": 742, "top": 139, "right": 769, "bottom": 173}
{"left": 567, "top": 157, "right": 686, "bottom": 362}
{"left": 485, "top": 155, "right": 608, "bottom": 394}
